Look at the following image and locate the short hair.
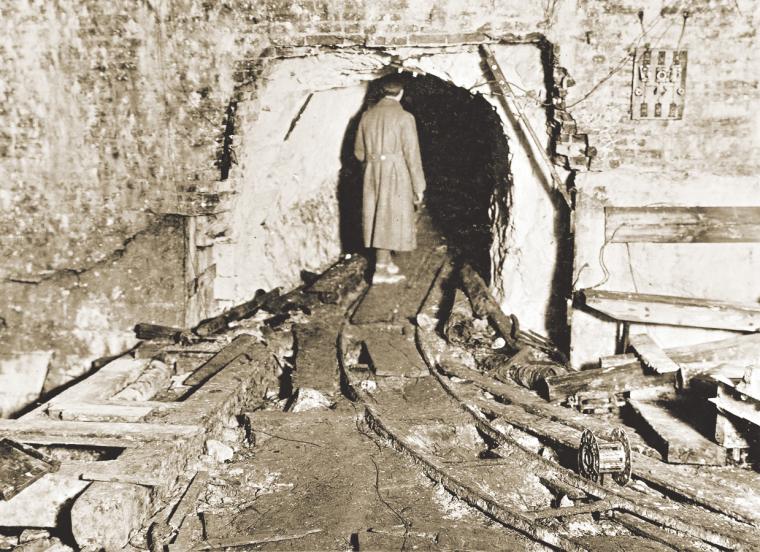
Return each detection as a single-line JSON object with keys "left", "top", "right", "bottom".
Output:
{"left": 381, "top": 76, "right": 404, "bottom": 97}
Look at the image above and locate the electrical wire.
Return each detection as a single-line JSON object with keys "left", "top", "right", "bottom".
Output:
{"left": 566, "top": 0, "right": 696, "bottom": 109}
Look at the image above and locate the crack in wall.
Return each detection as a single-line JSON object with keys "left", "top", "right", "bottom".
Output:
{"left": 3, "top": 217, "right": 176, "bottom": 288}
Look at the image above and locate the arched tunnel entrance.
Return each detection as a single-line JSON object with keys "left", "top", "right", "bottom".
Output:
{"left": 339, "top": 72, "right": 511, "bottom": 282}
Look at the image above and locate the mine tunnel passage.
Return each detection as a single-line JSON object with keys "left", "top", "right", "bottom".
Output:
{"left": 341, "top": 72, "right": 511, "bottom": 281}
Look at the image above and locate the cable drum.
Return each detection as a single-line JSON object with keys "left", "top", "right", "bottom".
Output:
{"left": 577, "top": 428, "right": 632, "bottom": 486}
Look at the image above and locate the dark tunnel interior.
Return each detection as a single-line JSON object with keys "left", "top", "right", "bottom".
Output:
{"left": 339, "top": 71, "right": 511, "bottom": 282}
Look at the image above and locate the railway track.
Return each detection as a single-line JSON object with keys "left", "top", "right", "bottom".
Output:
{"left": 336, "top": 240, "right": 760, "bottom": 550}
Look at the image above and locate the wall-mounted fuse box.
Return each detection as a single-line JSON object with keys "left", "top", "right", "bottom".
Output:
{"left": 631, "top": 48, "right": 687, "bottom": 120}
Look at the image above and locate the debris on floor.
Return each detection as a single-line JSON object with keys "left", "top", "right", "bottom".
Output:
{"left": 2, "top": 211, "right": 759, "bottom": 551}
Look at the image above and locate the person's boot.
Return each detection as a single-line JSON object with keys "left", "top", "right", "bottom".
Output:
{"left": 372, "top": 268, "right": 406, "bottom": 285}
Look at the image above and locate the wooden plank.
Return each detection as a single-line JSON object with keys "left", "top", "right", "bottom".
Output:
{"left": 48, "top": 402, "right": 158, "bottom": 422}
{"left": 292, "top": 308, "right": 344, "bottom": 392}
{"left": 0, "top": 419, "right": 202, "bottom": 448}
{"left": 628, "top": 334, "right": 681, "bottom": 374}
{"left": 112, "top": 359, "right": 172, "bottom": 401}
{"left": 605, "top": 206, "right": 760, "bottom": 243}
{"left": 544, "top": 333, "right": 760, "bottom": 402}
{"left": 183, "top": 333, "right": 257, "bottom": 387}
{"left": 582, "top": 289, "right": 760, "bottom": 331}
{"left": 78, "top": 441, "right": 199, "bottom": 489}
{"left": 627, "top": 399, "right": 726, "bottom": 465}
{"left": 23, "top": 357, "right": 150, "bottom": 419}
{"left": 363, "top": 328, "right": 429, "bottom": 378}
{"left": 168, "top": 471, "right": 209, "bottom": 530}
{"left": 155, "top": 342, "right": 278, "bottom": 436}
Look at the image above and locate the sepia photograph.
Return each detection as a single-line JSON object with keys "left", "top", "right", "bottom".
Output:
{"left": 1, "top": 0, "right": 759, "bottom": 550}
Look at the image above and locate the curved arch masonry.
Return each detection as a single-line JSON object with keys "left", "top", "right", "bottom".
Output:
{"left": 188, "top": 38, "right": 589, "bottom": 343}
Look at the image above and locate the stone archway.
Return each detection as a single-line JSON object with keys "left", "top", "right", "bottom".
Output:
{"left": 207, "top": 45, "right": 570, "bottom": 340}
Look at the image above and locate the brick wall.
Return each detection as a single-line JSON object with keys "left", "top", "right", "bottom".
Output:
{"left": 1, "top": 0, "right": 757, "bottom": 412}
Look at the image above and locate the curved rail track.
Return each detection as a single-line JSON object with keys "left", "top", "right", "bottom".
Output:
{"left": 336, "top": 241, "right": 760, "bottom": 551}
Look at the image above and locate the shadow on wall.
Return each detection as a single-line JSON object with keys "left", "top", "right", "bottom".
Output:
{"left": 337, "top": 72, "right": 511, "bottom": 281}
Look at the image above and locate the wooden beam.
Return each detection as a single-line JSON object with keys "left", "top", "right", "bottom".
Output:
{"left": 168, "top": 471, "right": 209, "bottom": 530}
{"left": 134, "top": 323, "right": 183, "bottom": 341}
{"left": 23, "top": 357, "right": 150, "bottom": 419}
{"left": 543, "top": 333, "right": 760, "bottom": 402}
{"left": 605, "top": 206, "right": 760, "bottom": 243}
{"left": 306, "top": 254, "right": 367, "bottom": 304}
{"left": 627, "top": 399, "right": 726, "bottom": 465}
{"left": 711, "top": 376, "right": 760, "bottom": 428}
{"left": 628, "top": 334, "right": 681, "bottom": 374}
{"left": 183, "top": 333, "right": 258, "bottom": 387}
{"left": 193, "top": 288, "right": 280, "bottom": 337}
{"left": 582, "top": 289, "right": 760, "bottom": 332}
{"left": 47, "top": 400, "right": 178, "bottom": 422}
{"left": 0, "top": 419, "right": 203, "bottom": 447}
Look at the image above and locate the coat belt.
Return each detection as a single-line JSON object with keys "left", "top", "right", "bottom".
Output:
{"left": 366, "top": 152, "right": 402, "bottom": 162}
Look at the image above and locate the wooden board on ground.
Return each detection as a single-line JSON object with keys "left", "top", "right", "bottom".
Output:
{"left": 183, "top": 333, "right": 257, "bottom": 387}
{"left": 627, "top": 399, "right": 726, "bottom": 465}
{"left": 23, "top": 357, "right": 150, "bottom": 419}
{"left": 0, "top": 419, "right": 202, "bottom": 447}
{"left": 0, "top": 439, "right": 59, "bottom": 500}
{"left": 292, "top": 308, "right": 343, "bottom": 393}
{"left": 47, "top": 400, "right": 178, "bottom": 422}
{"left": 363, "top": 328, "right": 428, "bottom": 378}
{"left": 78, "top": 441, "right": 198, "bottom": 490}
{"left": 582, "top": 289, "right": 760, "bottom": 332}
{"left": 604, "top": 206, "right": 760, "bottom": 243}
{"left": 169, "top": 471, "right": 210, "bottom": 530}
{"left": 628, "top": 334, "right": 681, "bottom": 374}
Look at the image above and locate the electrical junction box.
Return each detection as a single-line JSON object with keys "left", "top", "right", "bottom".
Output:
{"left": 631, "top": 48, "right": 687, "bottom": 120}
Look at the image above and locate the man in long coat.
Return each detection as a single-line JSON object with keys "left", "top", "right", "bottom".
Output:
{"left": 354, "top": 77, "right": 426, "bottom": 284}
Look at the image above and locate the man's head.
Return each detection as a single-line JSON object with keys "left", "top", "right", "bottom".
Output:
{"left": 381, "top": 76, "right": 404, "bottom": 100}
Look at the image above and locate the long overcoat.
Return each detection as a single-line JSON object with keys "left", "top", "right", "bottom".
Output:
{"left": 354, "top": 97, "right": 426, "bottom": 252}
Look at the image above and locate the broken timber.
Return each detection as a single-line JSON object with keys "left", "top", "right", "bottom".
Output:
{"left": 305, "top": 254, "right": 367, "bottom": 304}
{"left": 0, "top": 419, "right": 202, "bottom": 447}
{"left": 542, "top": 332, "right": 760, "bottom": 401}
{"left": 628, "top": 334, "right": 681, "bottom": 374}
{"left": 627, "top": 399, "right": 726, "bottom": 465}
{"left": 193, "top": 287, "right": 280, "bottom": 337}
{"left": 134, "top": 323, "right": 184, "bottom": 341}
{"left": 459, "top": 263, "right": 567, "bottom": 364}
{"left": 582, "top": 288, "right": 760, "bottom": 332}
